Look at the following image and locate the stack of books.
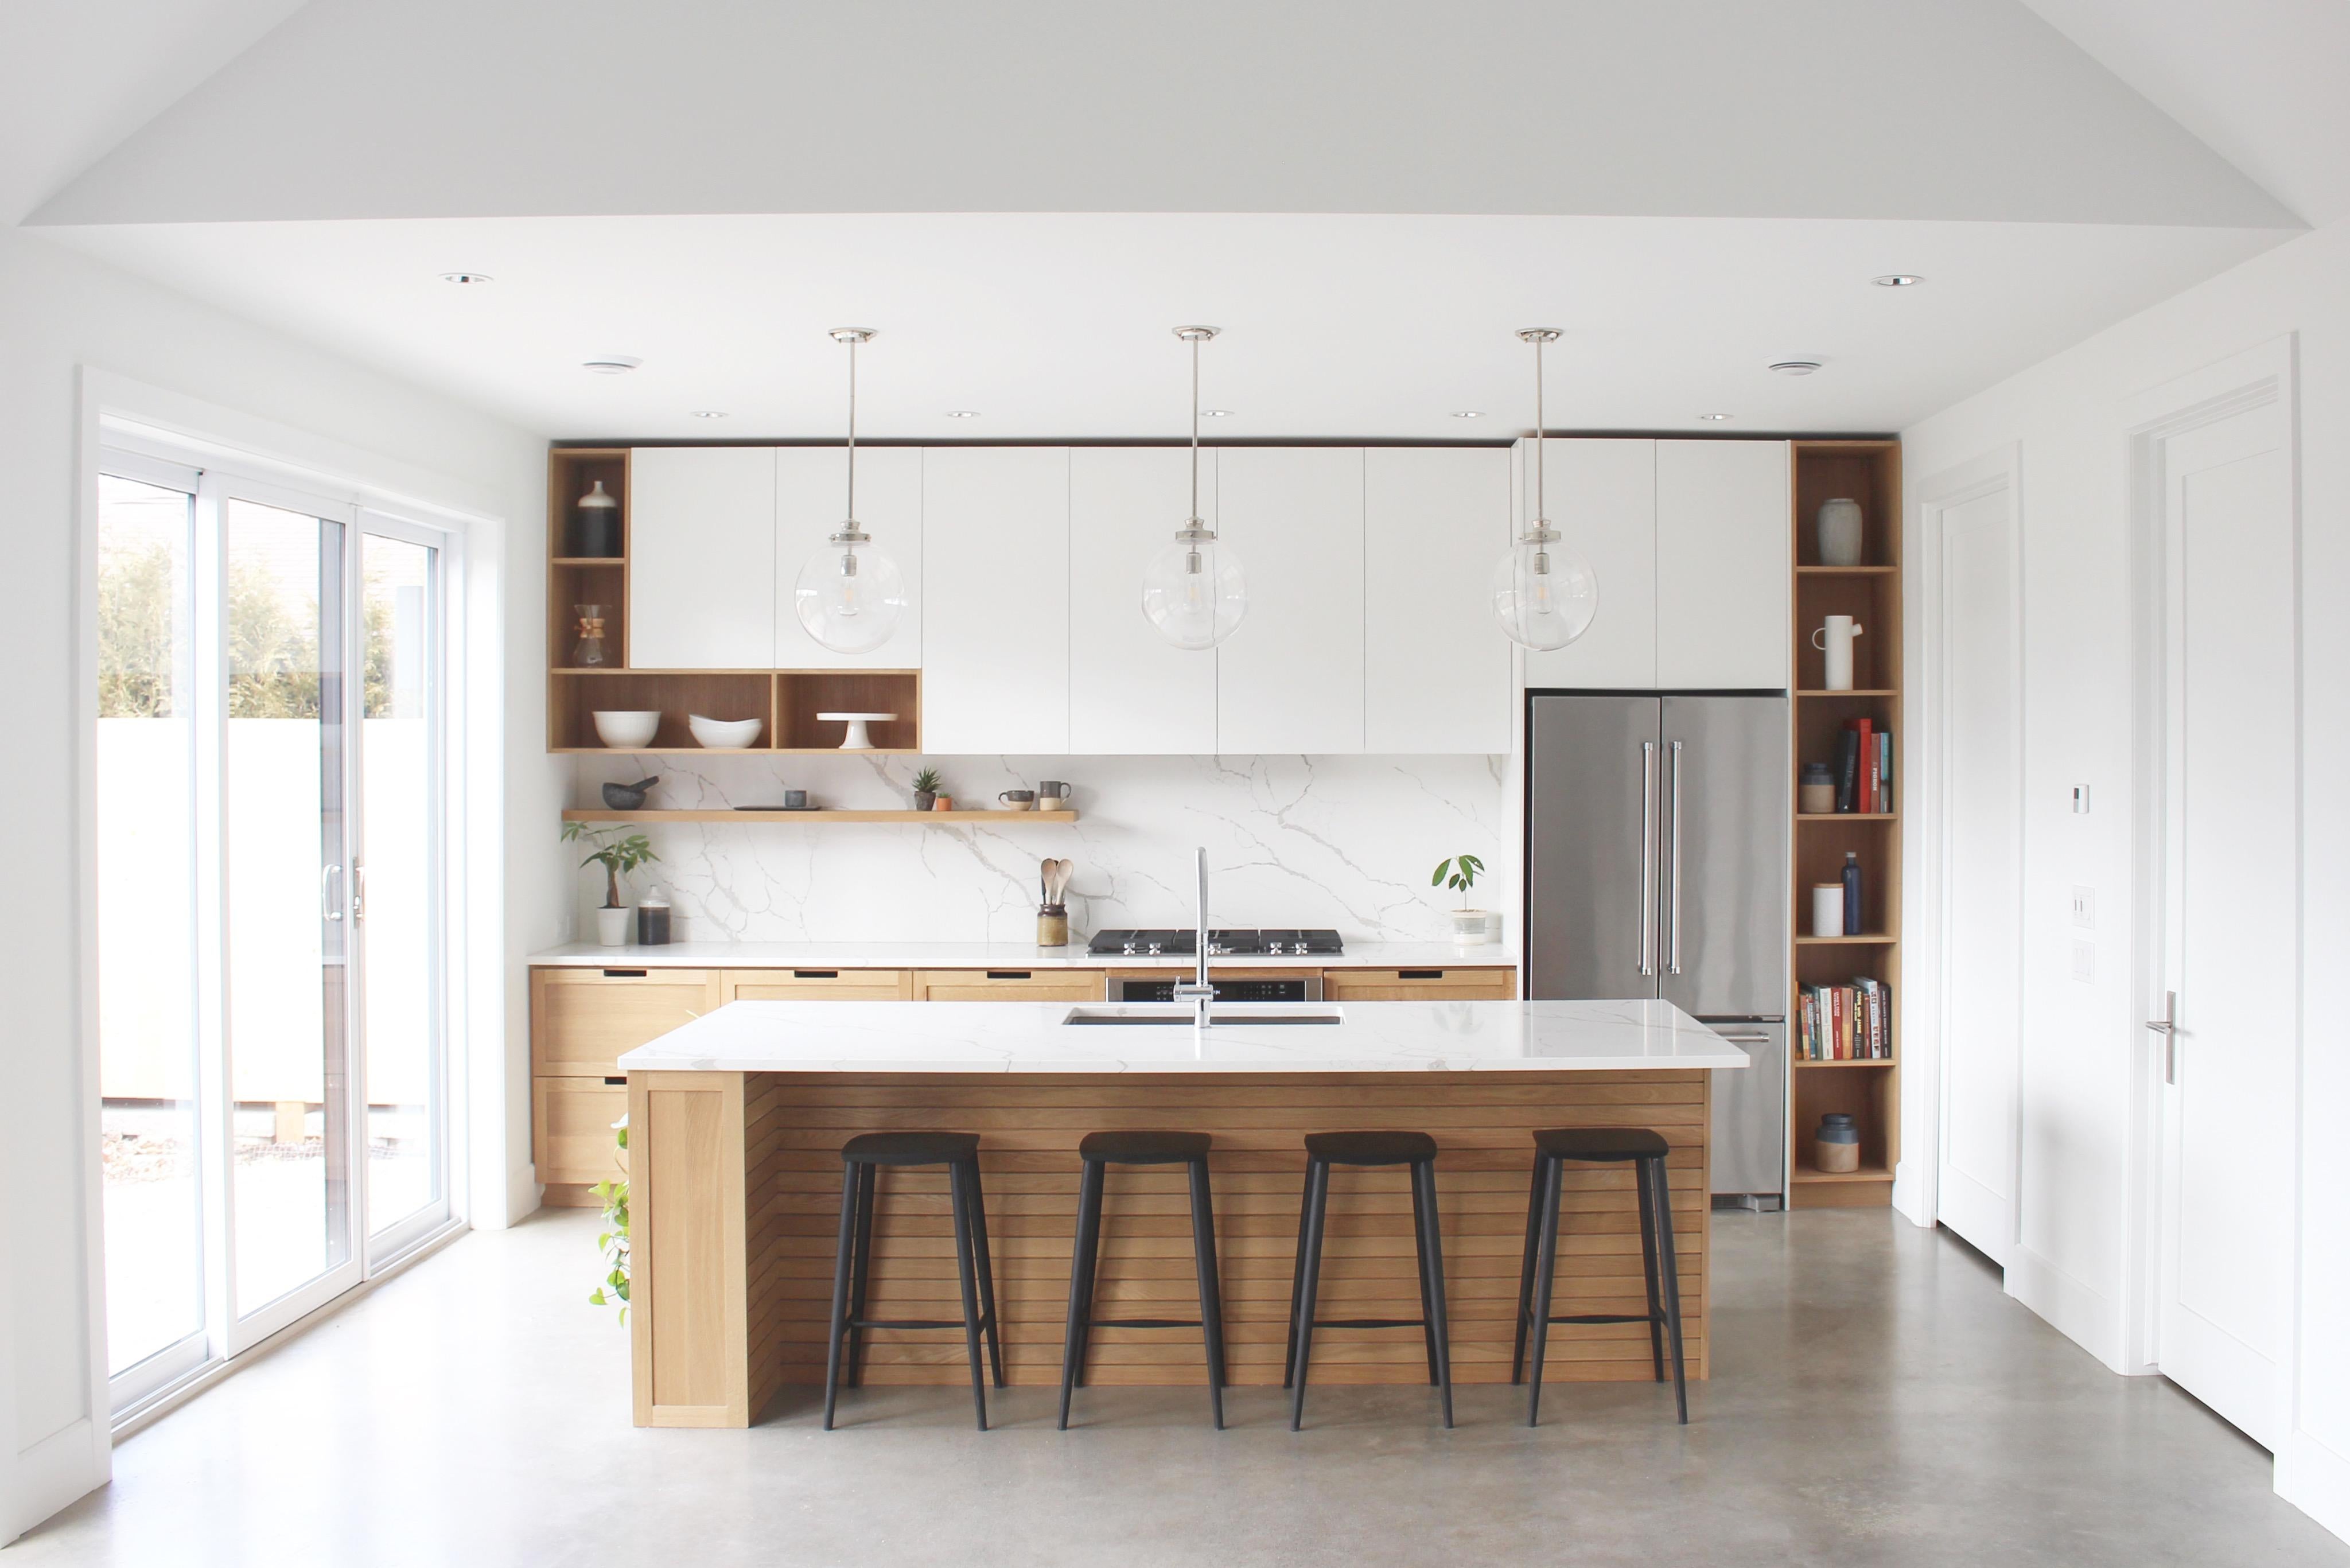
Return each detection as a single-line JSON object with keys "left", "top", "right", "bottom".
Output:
{"left": 1797, "top": 977, "right": 1892, "bottom": 1060}
{"left": 1836, "top": 718, "right": 1894, "bottom": 813}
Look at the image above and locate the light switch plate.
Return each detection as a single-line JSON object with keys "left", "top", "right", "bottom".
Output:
{"left": 2072, "top": 940, "right": 2096, "bottom": 982}
{"left": 2072, "top": 784, "right": 2092, "bottom": 814}
{"left": 2071, "top": 886, "right": 2096, "bottom": 929}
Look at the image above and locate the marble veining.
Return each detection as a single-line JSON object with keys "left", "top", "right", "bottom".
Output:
{"left": 618, "top": 998, "right": 1748, "bottom": 1074}
{"left": 571, "top": 752, "right": 1506, "bottom": 944}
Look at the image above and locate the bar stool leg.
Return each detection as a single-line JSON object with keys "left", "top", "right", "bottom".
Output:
{"left": 1411, "top": 1159, "right": 1454, "bottom": 1430}
{"left": 1409, "top": 1161, "right": 1440, "bottom": 1386}
{"left": 846, "top": 1163, "right": 877, "bottom": 1387}
{"left": 822, "top": 1160, "right": 859, "bottom": 1431}
{"left": 1648, "top": 1153, "right": 1688, "bottom": 1425}
{"left": 1186, "top": 1157, "right": 1227, "bottom": 1430}
{"left": 1633, "top": 1155, "right": 1666, "bottom": 1383}
{"left": 1510, "top": 1153, "right": 1545, "bottom": 1385}
{"left": 1072, "top": 1164, "right": 1107, "bottom": 1390}
{"left": 1057, "top": 1159, "right": 1104, "bottom": 1430}
{"left": 1524, "top": 1154, "right": 1565, "bottom": 1428}
{"left": 948, "top": 1160, "right": 989, "bottom": 1432}
{"left": 964, "top": 1157, "right": 1006, "bottom": 1389}
{"left": 1287, "top": 1159, "right": 1330, "bottom": 1432}
{"left": 1281, "top": 1160, "right": 1314, "bottom": 1390}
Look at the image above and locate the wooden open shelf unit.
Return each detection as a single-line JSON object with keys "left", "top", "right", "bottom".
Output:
{"left": 1788, "top": 439, "right": 1901, "bottom": 1208}
{"left": 561, "top": 808, "right": 1078, "bottom": 824}
{"left": 545, "top": 447, "right": 924, "bottom": 754}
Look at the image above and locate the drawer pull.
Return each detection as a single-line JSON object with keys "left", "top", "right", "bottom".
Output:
{"left": 793, "top": 970, "right": 839, "bottom": 979}
{"left": 985, "top": 971, "right": 1032, "bottom": 980}
{"left": 1398, "top": 970, "right": 1445, "bottom": 980}
{"left": 601, "top": 968, "right": 648, "bottom": 979}
{"left": 604, "top": 1076, "right": 627, "bottom": 1086}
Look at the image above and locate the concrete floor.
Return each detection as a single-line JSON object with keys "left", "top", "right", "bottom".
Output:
{"left": 19, "top": 1206, "right": 2347, "bottom": 1567}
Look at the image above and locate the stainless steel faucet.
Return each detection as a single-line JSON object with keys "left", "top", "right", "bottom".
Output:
{"left": 1169, "top": 846, "right": 1215, "bottom": 1026}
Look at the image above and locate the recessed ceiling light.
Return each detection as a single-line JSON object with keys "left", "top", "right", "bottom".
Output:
{"left": 944, "top": 410, "right": 981, "bottom": 419}
{"left": 1199, "top": 408, "right": 1232, "bottom": 418}
{"left": 582, "top": 355, "right": 642, "bottom": 375}
{"left": 1698, "top": 413, "right": 1734, "bottom": 421}
{"left": 690, "top": 410, "right": 728, "bottom": 419}
{"left": 1872, "top": 274, "right": 1925, "bottom": 287}
{"left": 1450, "top": 410, "right": 1484, "bottom": 419}
{"left": 439, "top": 271, "right": 494, "bottom": 285}
{"left": 1769, "top": 360, "right": 1823, "bottom": 376}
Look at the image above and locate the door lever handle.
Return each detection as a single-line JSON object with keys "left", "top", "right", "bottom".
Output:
{"left": 322, "top": 864, "right": 344, "bottom": 921}
{"left": 2145, "top": 990, "right": 2177, "bottom": 1083}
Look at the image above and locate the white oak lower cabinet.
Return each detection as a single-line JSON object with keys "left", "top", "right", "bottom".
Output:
{"left": 912, "top": 969, "right": 1107, "bottom": 1002}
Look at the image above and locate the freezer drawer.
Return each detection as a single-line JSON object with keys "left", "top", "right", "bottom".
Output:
{"left": 1705, "top": 1020, "right": 1785, "bottom": 1199}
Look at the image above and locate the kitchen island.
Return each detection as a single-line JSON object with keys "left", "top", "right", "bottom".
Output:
{"left": 618, "top": 998, "right": 1745, "bottom": 1427}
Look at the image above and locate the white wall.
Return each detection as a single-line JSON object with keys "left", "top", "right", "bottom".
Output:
{"left": 1900, "top": 215, "right": 2350, "bottom": 1543}
{"left": 0, "top": 227, "right": 559, "bottom": 1541}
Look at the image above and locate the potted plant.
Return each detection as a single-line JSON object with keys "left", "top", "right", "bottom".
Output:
{"left": 911, "top": 766, "right": 941, "bottom": 812}
{"left": 1431, "top": 853, "right": 1491, "bottom": 943}
{"left": 563, "top": 821, "right": 659, "bottom": 945}
{"left": 588, "top": 1115, "right": 629, "bottom": 1323}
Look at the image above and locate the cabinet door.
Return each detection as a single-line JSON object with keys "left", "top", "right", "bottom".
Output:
{"left": 1323, "top": 967, "right": 1518, "bottom": 1000}
{"left": 1216, "top": 448, "right": 1365, "bottom": 753}
{"left": 1364, "top": 448, "right": 1511, "bottom": 752}
{"left": 531, "top": 967, "right": 718, "bottom": 1077}
{"left": 534, "top": 1079, "right": 629, "bottom": 1189}
{"left": 1068, "top": 447, "right": 1217, "bottom": 752}
{"left": 912, "top": 970, "right": 1106, "bottom": 1002}
{"left": 1656, "top": 440, "right": 1789, "bottom": 688}
{"left": 628, "top": 448, "right": 776, "bottom": 668}
{"left": 1519, "top": 439, "right": 1656, "bottom": 690}
{"left": 921, "top": 448, "right": 1069, "bottom": 752}
{"left": 774, "top": 446, "right": 923, "bottom": 668}
{"left": 719, "top": 969, "right": 911, "bottom": 1001}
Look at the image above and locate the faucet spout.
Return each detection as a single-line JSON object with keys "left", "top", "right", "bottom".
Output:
{"left": 1171, "top": 846, "right": 1215, "bottom": 1027}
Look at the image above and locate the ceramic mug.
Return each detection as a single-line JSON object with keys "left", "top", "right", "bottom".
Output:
{"left": 1037, "top": 780, "right": 1070, "bottom": 801}
{"left": 998, "top": 789, "right": 1036, "bottom": 811}
{"left": 783, "top": 789, "right": 808, "bottom": 808}
{"left": 1812, "top": 614, "right": 1866, "bottom": 691}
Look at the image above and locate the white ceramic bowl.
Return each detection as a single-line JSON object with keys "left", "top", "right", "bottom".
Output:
{"left": 592, "top": 710, "right": 662, "bottom": 749}
{"left": 688, "top": 714, "right": 763, "bottom": 749}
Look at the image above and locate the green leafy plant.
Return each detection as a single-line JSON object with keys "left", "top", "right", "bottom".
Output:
{"left": 562, "top": 821, "right": 658, "bottom": 908}
{"left": 911, "top": 767, "right": 941, "bottom": 793}
{"left": 1431, "top": 853, "right": 1486, "bottom": 911}
{"left": 588, "top": 1118, "right": 629, "bottom": 1323}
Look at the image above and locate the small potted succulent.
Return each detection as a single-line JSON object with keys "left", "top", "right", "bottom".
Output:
{"left": 1431, "top": 853, "right": 1491, "bottom": 943}
{"left": 563, "top": 821, "right": 660, "bottom": 945}
{"left": 911, "top": 766, "right": 941, "bottom": 812}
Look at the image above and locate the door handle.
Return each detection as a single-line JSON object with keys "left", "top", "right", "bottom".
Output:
{"left": 1711, "top": 1030, "right": 1774, "bottom": 1044}
{"left": 1667, "top": 740, "right": 1684, "bottom": 976}
{"left": 322, "top": 864, "right": 344, "bottom": 921}
{"left": 351, "top": 862, "right": 367, "bottom": 923}
{"left": 1638, "top": 741, "right": 1658, "bottom": 976}
{"left": 2146, "top": 990, "right": 2177, "bottom": 1083}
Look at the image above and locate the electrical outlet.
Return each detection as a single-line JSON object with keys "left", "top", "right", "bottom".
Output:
{"left": 2072, "top": 940, "right": 2096, "bottom": 982}
{"left": 2072, "top": 784, "right": 2092, "bottom": 814}
{"left": 2071, "top": 886, "right": 2096, "bottom": 930}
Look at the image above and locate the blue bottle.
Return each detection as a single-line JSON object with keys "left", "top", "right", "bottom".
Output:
{"left": 1842, "top": 851, "right": 1863, "bottom": 936}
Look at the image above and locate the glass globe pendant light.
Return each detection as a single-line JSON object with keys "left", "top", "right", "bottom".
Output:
{"left": 1491, "top": 328, "right": 1598, "bottom": 650}
{"left": 794, "top": 327, "right": 908, "bottom": 654}
{"left": 1141, "top": 325, "right": 1247, "bottom": 649}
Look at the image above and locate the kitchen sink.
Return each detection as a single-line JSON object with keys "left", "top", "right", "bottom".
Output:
{"left": 1061, "top": 1003, "right": 1345, "bottom": 1026}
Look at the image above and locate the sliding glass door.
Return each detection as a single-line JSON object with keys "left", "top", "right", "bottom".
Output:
{"left": 98, "top": 453, "right": 454, "bottom": 1411}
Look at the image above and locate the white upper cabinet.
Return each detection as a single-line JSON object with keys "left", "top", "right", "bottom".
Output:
{"left": 920, "top": 447, "right": 1069, "bottom": 753}
{"left": 628, "top": 446, "right": 776, "bottom": 668}
{"left": 774, "top": 445, "right": 923, "bottom": 668}
{"left": 1519, "top": 438, "right": 1658, "bottom": 690}
{"left": 1364, "top": 448, "right": 1512, "bottom": 752}
{"left": 1655, "top": 440, "right": 1790, "bottom": 688}
{"left": 1216, "top": 448, "right": 1366, "bottom": 754}
{"left": 1068, "top": 446, "right": 1217, "bottom": 753}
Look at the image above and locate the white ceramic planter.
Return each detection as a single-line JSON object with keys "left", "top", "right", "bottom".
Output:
{"left": 596, "top": 906, "right": 632, "bottom": 947}
{"left": 1451, "top": 909, "right": 1492, "bottom": 943}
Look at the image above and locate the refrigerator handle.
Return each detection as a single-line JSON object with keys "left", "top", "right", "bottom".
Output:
{"left": 1639, "top": 741, "right": 1658, "bottom": 976}
{"left": 1667, "top": 740, "right": 1684, "bottom": 975}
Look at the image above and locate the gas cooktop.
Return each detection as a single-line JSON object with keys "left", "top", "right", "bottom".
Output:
{"left": 1086, "top": 928, "right": 1344, "bottom": 958}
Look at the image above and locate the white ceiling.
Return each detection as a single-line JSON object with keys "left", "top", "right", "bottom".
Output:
{"left": 44, "top": 212, "right": 2289, "bottom": 440}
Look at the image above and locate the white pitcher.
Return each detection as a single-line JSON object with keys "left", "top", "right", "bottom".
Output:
{"left": 1812, "top": 615, "right": 1865, "bottom": 690}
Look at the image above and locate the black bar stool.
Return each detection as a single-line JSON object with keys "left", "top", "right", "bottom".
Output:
{"left": 1283, "top": 1130, "right": 1453, "bottom": 1431}
{"left": 823, "top": 1131, "right": 1003, "bottom": 1431}
{"left": 1059, "top": 1130, "right": 1228, "bottom": 1430}
{"left": 1511, "top": 1126, "right": 1687, "bottom": 1426}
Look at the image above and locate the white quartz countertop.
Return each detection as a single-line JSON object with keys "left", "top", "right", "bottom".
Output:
{"left": 527, "top": 940, "right": 1515, "bottom": 971}
{"left": 617, "top": 998, "right": 1746, "bottom": 1075}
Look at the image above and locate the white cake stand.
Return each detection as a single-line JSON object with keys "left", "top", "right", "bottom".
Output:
{"left": 815, "top": 711, "right": 899, "bottom": 751}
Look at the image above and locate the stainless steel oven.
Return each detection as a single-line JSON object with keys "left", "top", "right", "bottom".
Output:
{"left": 1110, "top": 975, "right": 1323, "bottom": 1003}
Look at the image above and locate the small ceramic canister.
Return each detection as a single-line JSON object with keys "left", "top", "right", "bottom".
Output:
{"left": 1811, "top": 884, "right": 1845, "bottom": 939}
{"left": 1799, "top": 762, "right": 1837, "bottom": 815}
{"left": 1037, "top": 904, "right": 1069, "bottom": 947}
{"left": 1815, "top": 1112, "right": 1862, "bottom": 1174}
{"left": 1816, "top": 497, "right": 1865, "bottom": 567}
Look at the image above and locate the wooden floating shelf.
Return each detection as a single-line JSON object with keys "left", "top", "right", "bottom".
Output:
{"left": 561, "top": 808, "right": 1080, "bottom": 824}
{"left": 551, "top": 747, "right": 919, "bottom": 757}
{"left": 1792, "top": 1164, "right": 1894, "bottom": 1184}
{"left": 1796, "top": 688, "right": 1897, "bottom": 698}
{"left": 1796, "top": 565, "right": 1896, "bottom": 576}
{"left": 1798, "top": 812, "right": 1896, "bottom": 822}
{"left": 1796, "top": 1057, "right": 1897, "bottom": 1069}
{"left": 1796, "top": 933, "right": 1897, "bottom": 946}
{"left": 551, "top": 557, "right": 627, "bottom": 568}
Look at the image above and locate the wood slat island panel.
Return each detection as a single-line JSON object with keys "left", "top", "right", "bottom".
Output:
{"left": 634, "top": 1068, "right": 1711, "bottom": 1425}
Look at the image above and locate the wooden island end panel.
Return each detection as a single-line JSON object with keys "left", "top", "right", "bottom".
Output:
{"left": 633, "top": 1069, "right": 1709, "bottom": 1427}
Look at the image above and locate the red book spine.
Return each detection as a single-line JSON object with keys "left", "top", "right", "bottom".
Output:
{"left": 1857, "top": 718, "right": 1877, "bottom": 813}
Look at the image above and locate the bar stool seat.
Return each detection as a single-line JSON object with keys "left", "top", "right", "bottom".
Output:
{"left": 823, "top": 1131, "right": 1002, "bottom": 1431}
{"left": 1531, "top": 1127, "right": 1670, "bottom": 1162}
{"left": 1061, "top": 1130, "right": 1227, "bottom": 1429}
{"left": 1285, "top": 1130, "right": 1453, "bottom": 1431}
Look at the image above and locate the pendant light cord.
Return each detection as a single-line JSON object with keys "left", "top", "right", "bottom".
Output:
{"left": 1532, "top": 331, "right": 1546, "bottom": 524}
{"left": 1189, "top": 330, "right": 1201, "bottom": 523}
{"left": 845, "top": 332, "right": 858, "bottom": 522}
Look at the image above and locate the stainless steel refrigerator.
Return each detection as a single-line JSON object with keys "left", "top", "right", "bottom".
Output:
{"left": 1526, "top": 693, "right": 1789, "bottom": 1202}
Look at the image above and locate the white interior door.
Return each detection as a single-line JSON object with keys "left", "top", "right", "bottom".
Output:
{"left": 1924, "top": 454, "right": 2022, "bottom": 1263}
{"left": 2149, "top": 367, "right": 2297, "bottom": 1450}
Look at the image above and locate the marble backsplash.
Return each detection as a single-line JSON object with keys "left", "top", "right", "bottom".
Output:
{"left": 570, "top": 752, "right": 1507, "bottom": 945}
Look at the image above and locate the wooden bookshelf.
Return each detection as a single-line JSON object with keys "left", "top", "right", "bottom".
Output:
{"left": 1788, "top": 439, "right": 1901, "bottom": 1208}
{"left": 544, "top": 446, "right": 923, "bottom": 753}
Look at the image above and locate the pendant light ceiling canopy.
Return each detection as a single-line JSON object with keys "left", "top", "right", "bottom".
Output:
{"left": 1141, "top": 325, "right": 1247, "bottom": 650}
{"left": 794, "top": 326, "right": 909, "bottom": 653}
{"left": 1492, "top": 327, "right": 1599, "bottom": 651}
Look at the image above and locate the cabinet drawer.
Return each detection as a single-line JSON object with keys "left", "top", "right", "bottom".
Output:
{"left": 721, "top": 968, "right": 911, "bottom": 1002}
{"left": 913, "top": 969, "right": 1106, "bottom": 1002}
{"left": 531, "top": 967, "right": 718, "bottom": 1077}
{"left": 533, "top": 1077, "right": 628, "bottom": 1187}
{"left": 1324, "top": 967, "right": 1518, "bottom": 1001}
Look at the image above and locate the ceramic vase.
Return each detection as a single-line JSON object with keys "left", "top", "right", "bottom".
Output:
{"left": 1816, "top": 497, "right": 1864, "bottom": 567}
{"left": 595, "top": 906, "right": 631, "bottom": 947}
